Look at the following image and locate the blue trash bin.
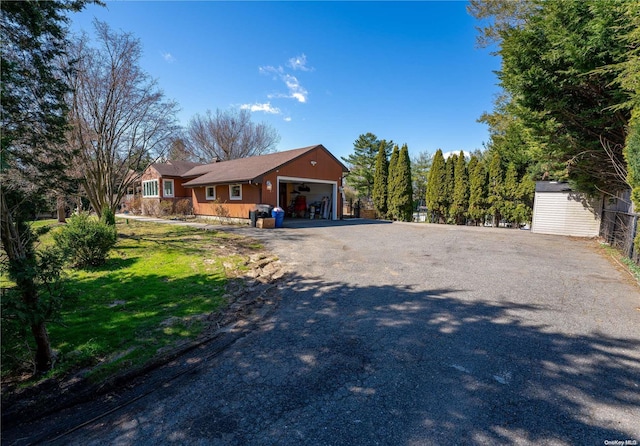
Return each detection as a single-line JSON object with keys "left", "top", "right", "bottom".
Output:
{"left": 271, "top": 207, "right": 285, "bottom": 228}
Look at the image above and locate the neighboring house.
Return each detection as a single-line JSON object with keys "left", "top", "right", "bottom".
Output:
{"left": 531, "top": 181, "right": 603, "bottom": 237}
{"left": 136, "top": 145, "right": 349, "bottom": 221}
{"left": 139, "top": 159, "right": 202, "bottom": 215}
{"left": 182, "top": 144, "right": 349, "bottom": 221}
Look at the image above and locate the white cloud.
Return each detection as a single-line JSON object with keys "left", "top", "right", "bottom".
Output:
{"left": 259, "top": 56, "right": 310, "bottom": 103}
{"left": 283, "top": 74, "right": 308, "bottom": 103}
{"left": 240, "top": 102, "right": 281, "bottom": 114}
{"left": 161, "top": 52, "right": 175, "bottom": 63}
{"left": 259, "top": 65, "right": 282, "bottom": 77}
{"left": 443, "top": 150, "right": 471, "bottom": 160}
{"left": 284, "top": 116, "right": 292, "bottom": 122}
{"left": 288, "top": 54, "right": 313, "bottom": 72}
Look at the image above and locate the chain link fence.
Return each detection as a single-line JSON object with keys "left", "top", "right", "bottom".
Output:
{"left": 600, "top": 210, "right": 639, "bottom": 264}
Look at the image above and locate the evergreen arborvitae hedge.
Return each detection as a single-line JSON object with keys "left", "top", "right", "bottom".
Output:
{"left": 426, "top": 149, "right": 447, "bottom": 223}
{"left": 625, "top": 110, "right": 640, "bottom": 252}
{"left": 487, "top": 151, "right": 504, "bottom": 227}
{"left": 444, "top": 154, "right": 456, "bottom": 222}
{"left": 467, "top": 156, "right": 487, "bottom": 226}
{"left": 394, "top": 144, "right": 414, "bottom": 222}
{"left": 372, "top": 140, "right": 389, "bottom": 219}
{"left": 450, "top": 151, "right": 468, "bottom": 225}
{"left": 387, "top": 145, "right": 400, "bottom": 220}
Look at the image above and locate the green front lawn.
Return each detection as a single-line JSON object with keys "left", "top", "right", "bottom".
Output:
{"left": 2, "top": 219, "right": 259, "bottom": 384}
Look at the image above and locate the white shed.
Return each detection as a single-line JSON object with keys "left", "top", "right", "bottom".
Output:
{"left": 532, "top": 182, "right": 602, "bottom": 237}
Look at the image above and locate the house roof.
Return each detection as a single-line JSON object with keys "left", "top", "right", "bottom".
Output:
{"left": 152, "top": 160, "right": 203, "bottom": 177}
{"left": 535, "top": 181, "right": 574, "bottom": 193}
{"left": 182, "top": 145, "right": 348, "bottom": 187}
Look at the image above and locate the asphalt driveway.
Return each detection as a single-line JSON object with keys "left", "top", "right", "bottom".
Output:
{"left": 6, "top": 220, "right": 640, "bottom": 445}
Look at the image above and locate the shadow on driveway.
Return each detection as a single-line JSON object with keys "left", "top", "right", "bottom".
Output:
{"left": 31, "top": 271, "right": 640, "bottom": 446}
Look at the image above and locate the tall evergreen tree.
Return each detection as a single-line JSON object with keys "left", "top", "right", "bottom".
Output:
{"left": 450, "top": 151, "right": 469, "bottom": 225}
{"left": 426, "top": 149, "right": 447, "bottom": 223}
{"left": 444, "top": 154, "right": 456, "bottom": 223}
{"left": 1, "top": 0, "right": 92, "bottom": 372}
{"left": 515, "top": 175, "right": 535, "bottom": 227}
{"left": 627, "top": 112, "right": 640, "bottom": 252}
{"left": 470, "top": 0, "right": 634, "bottom": 195}
{"left": 387, "top": 145, "right": 400, "bottom": 220}
{"left": 467, "top": 156, "right": 487, "bottom": 226}
{"left": 372, "top": 140, "right": 389, "bottom": 219}
{"left": 342, "top": 133, "right": 393, "bottom": 204}
{"left": 391, "top": 144, "right": 414, "bottom": 222}
{"left": 487, "top": 151, "right": 504, "bottom": 227}
{"left": 501, "top": 162, "right": 519, "bottom": 227}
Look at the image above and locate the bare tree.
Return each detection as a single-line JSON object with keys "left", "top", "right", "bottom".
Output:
{"left": 166, "top": 137, "right": 196, "bottom": 161}
{"left": 187, "top": 108, "right": 280, "bottom": 161}
{"left": 67, "top": 21, "right": 179, "bottom": 216}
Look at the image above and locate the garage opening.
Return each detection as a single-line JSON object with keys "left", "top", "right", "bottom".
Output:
{"left": 277, "top": 176, "right": 338, "bottom": 221}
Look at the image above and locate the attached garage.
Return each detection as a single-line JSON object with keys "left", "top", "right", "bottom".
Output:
{"left": 181, "top": 145, "right": 349, "bottom": 221}
{"left": 532, "top": 181, "right": 602, "bottom": 237}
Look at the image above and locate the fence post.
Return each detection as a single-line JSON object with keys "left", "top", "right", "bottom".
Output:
{"left": 630, "top": 214, "right": 639, "bottom": 259}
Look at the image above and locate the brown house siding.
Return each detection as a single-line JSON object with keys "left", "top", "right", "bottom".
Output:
{"left": 267, "top": 146, "right": 344, "bottom": 180}
{"left": 139, "top": 166, "right": 195, "bottom": 215}
{"left": 260, "top": 147, "right": 345, "bottom": 218}
{"left": 192, "top": 183, "right": 262, "bottom": 219}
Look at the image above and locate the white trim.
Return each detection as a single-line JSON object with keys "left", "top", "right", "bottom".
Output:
{"left": 229, "top": 184, "right": 242, "bottom": 200}
{"left": 142, "top": 179, "right": 159, "bottom": 198}
{"left": 163, "top": 179, "right": 174, "bottom": 198}
{"left": 205, "top": 186, "right": 216, "bottom": 200}
{"left": 276, "top": 176, "right": 338, "bottom": 220}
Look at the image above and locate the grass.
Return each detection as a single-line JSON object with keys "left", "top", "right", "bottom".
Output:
{"left": 1, "top": 218, "right": 261, "bottom": 385}
{"left": 600, "top": 242, "right": 640, "bottom": 283}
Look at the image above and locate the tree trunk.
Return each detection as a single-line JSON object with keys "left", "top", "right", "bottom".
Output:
{"left": 1, "top": 190, "right": 54, "bottom": 373}
{"left": 31, "top": 321, "right": 53, "bottom": 372}
{"left": 57, "top": 194, "right": 66, "bottom": 223}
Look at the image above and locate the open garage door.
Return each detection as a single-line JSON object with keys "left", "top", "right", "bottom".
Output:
{"left": 277, "top": 176, "right": 339, "bottom": 220}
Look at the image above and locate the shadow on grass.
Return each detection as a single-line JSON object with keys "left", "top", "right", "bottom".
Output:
{"left": 79, "top": 257, "right": 139, "bottom": 272}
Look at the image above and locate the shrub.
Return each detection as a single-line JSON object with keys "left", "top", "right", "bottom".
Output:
{"left": 1, "top": 246, "right": 67, "bottom": 374}
{"left": 101, "top": 205, "right": 116, "bottom": 226}
{"left": 54, "top": 213, "right": 117, "bottom": 267}
{"left": 141, "top": 200, "right": 159, "bottom": 217}
{"left": 126, "top": 196, "right": 142, "bottom": 215}
{"left": 175, "top": 198, "right": 192, "bottom": 216}
{"left": 159, "top": 200, "right": 173, "bottom": 216}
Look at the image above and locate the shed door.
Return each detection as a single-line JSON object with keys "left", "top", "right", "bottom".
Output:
{"left": 532, "top": 192, "right": 601, "bottom": 237}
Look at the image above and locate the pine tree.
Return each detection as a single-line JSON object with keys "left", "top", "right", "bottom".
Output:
{"left": 487, "top": 151, "right": 504, "bottom": 227}
{"left": 467, "top": 156, "right": 487, "bottom": 226}
{"left": 426, "top": 149, "right": 447, "bottom": 223}
{"left": 342, "top": 133, "right": 393, "bottom": 204}
{"left": 372, "top": 140, "right": 389, "bottom": 219}
{"left": 387, "top": 145, "right": 400, "bottom": 220}
{"left": 393, "top": 144, "right": 414, "bottom": 222}
{"left": 450, "top": 151, "right": 469, "bottom": 225}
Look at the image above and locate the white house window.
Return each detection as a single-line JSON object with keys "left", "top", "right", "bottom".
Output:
{"left": 142, "top": 180, "right": 159, "bottom": 197}
{"left": 205, "top": 186, "right": 216, "bottom": 200}
{"left": 163, "top": 179, "right": 174, "bottom": 197}
{"left": 229, "top": 184, "right": 242, "bottom": 200}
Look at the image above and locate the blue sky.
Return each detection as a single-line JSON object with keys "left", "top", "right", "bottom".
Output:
{"left": 69, "top": 1, "right": 501, "bottom": 161}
